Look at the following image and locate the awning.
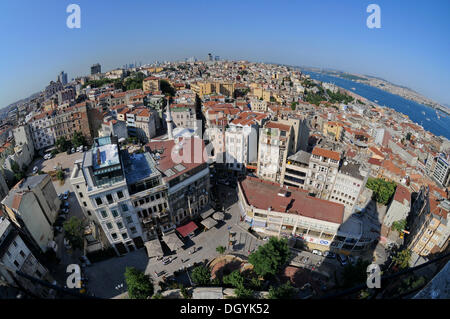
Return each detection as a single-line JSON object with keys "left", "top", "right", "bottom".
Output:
{"left": 201, "top": 208, "right": 215, "bottom": 220}
{"left": 252, "top": 219, "right": 267, "bottom": 228}
{"left": 144, "top": 239, "right": 163, "bottom": 258}
{"left": 176, "top": 221, "right": 198, "bottom": 238}
{"left": 201, "top": 217, "right": 218, "bottom": 229}
{"left": 212, "top": 212, "right": 225, "bottom": 221}
{"left": 162, "top": 231, "right": 184, "bottom": 251}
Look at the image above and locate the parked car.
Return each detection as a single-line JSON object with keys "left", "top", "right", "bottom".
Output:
{"left": 312, "top": 249, "right": 323, "bottom": 256}
{"left": 58, "top": 193, "right": 63, "bottom": 200}
{"left": 61, "top": 208, "right": 69, "bottom": 214}
{"left": 71, "top": 148, "right": 76, "bottom": 153}
{"left": 32, "top": 166, "right": 38, "bottom": 174}
{"left": 83, "top": 146, "right": 88, "bottom": 151}
{"left": 323, "top": 251, "right": 336, "bottom": 259}
{"left": 337, "top": 254, "right": 348, "bottom": 266}
{"left": 64, "top": 239, "right": 72, "bottom": 249}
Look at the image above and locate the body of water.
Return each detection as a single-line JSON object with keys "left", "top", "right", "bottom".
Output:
{"left": 303, "top": 71, "right": 450, "bottom": 140}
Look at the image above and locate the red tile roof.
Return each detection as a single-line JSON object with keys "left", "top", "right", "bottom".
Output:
{"left": 393, "top": 184, "right": 410, "bottom": 204}
{"left": 312, "top": 147, "right": 341, "bottom": 161}
{"left": 239, "top": 177, "right": 344, "bottom": 224}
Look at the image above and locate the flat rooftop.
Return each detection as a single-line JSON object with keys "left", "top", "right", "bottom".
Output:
{"left": 92, "top": 143, "right": 120, "bottom": 170}
{"left": 122, "top": 151, "right": 159, "bottom": 185}
{"left": 239, "top": 176, "right": 344, "bottom": 224}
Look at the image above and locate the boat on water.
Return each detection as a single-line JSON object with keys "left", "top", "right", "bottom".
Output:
{"left": 421, "top": 111, "right": 425, "bottom": 115}
{"left": 426, "top": 118, "right": 431, "bottom": 121}
{"left": 374, "top": 100, "right": 378, "bottom": 103}
{"left": 351, "top": 87, "right": 356, "bottom": 90}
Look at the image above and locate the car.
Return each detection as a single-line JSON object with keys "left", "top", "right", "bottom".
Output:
{"left": 64, "top": 202, "right": 69, "bottom": 208}
{"left": 58, "top": 193, "right": 63, "bottom": 200}
{"left": 337, "top": 254, "right": 348, "bottom": 266}
{"left": 63, "top": 194, "right": 68, "bottom": 200}
{"left": 64, "top": 239, "right": 72, "bottom": 249}
{"left": 53, "top": 225, "right": 62, "bottom": 233}
{"left": 84, "top": 146, "right": 88, "bottom": 151}
{"left": 323, "top": 251, "right": 336, "bottom": 259}
{"left": 61, "top": 208, "right": 69, "bottom": 214}
{"left": 71, "top": 148, "right": 76, "bottom": 153}
{"left": 32, "top": 166, "right": 38, "bottom": 174}
{"left": 312, "top": 249, "right": 323, "bottom": 256}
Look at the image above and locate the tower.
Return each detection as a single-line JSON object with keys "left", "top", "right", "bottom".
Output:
{"left": 166, "top": 98, "right": 174, "bottom": 140}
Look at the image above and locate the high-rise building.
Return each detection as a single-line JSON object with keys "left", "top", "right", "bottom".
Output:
{"left": 58, "top": 71, "right": 68, "bottom": 85}
{"left": 208, "top": 53, "right": 213, "bottom": 61}
{"left": 91, "top": 63, "right": 101, "bottom": 75}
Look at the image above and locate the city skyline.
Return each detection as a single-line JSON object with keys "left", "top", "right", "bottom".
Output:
{"left": 1, "top": 0, "right": 450, "bottom": 109}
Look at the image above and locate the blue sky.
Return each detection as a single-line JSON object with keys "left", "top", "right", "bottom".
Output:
{"left": 1, "top": 0, "right": 449, "bottom": 108}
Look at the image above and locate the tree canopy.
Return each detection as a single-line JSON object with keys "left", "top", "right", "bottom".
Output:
{"left": 71, "top": 131, "right": 87, "bottom": 148}
{"left": 160, "top": 79, "right": 176, "bottom": 97}
{"left": 391, "top": 219, "right": 407, "bottom": 233}
{"left": 191, "top": 265, "right": 211, "bottom": 286}
{"left": 223, "top": 270, "right": 245, "bottom": 289}
{"left": 392, "top": 249, "right": 411, "bottom": 269}
{"left": 248, "top": 237, "right": 291, "bottom": 278}
{"left": 63, "top": 216, "right": 85, "bottom": 250}
{"left": 55, "top": 136, "right": 71, "bottom": 153}
{"left": 268, "top": 282, "right": 298, "bottom": 299}
{"left": 366, "top": 177, "right": 397, "bottom": 205}
{"left": 124, "top": 267, "right": 154, "bottom": 299}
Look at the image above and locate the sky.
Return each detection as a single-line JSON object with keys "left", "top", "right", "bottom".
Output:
{"left": 1, "top": 0, "right": 449, "bottom": 108}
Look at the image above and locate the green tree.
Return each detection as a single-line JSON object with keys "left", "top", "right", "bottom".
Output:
{"left": 160, "top": 79, "right": 176, "bottom": 96}
{"left": 366, "top": 177, "right": 397, "bottom": 205}
{"left": 56, "top": 169, "right": 64, "bottom": 181}
{"left": 223, "top": 270, "right": 245, "bottom": 289}
{"left": 10, "top": 160, "right": 24, "bottom": 181}
{"left": 391, "top": 219, "right": 407, "bottom": 233}
{"left": 248, "top": 237, "right": 291, "bottom": 278}
{"left": 392, "top": 249, "right": 411, "bottom": 269}
{"left": 191, "top": 265, "right": 211, "bottom": 286}
{"left": 235, "top": 287, "right": 254, "bottom": 299}
{"left": 71, "top": 131, "right": 87, "bottom": 148}
{"left": 63, "top": 216, "right": 85, "bottom": 250}
{"left": 55, "top": 136, "right": 70, "bottom": 153}
{"left": 291, "top": 102, "right": 298, "bottom": 110}
{"left": 124, "top": 267, "right": 154, "bottom": 299}
{"left": 216, "top": 245, "right": 226, "bottom": 254}
{"left": 268, "top": 282, "right": 298, "bottom": 299}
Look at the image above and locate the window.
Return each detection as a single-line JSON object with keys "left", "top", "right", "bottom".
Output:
{"left": 117, "top": 191, "right": 124, "bottom": 199}
{"left": 106, "top": 223, "right": 113, "bottom": 230}
{"left": 83, "top": 201, "right": 87, "bottom": 207}
{"left": 95, "top": 197, "right": 102, "bottom": 205}
{"left": 117, "top": 222, "right": 124, "bottom": 229}
{"left": 79, "top": 192, "right": 84, "bottom": 198}
{"left": 111, "top": 233, "right": 118, "bottom": 240}
{"left": 106, "top": 194, "right": 114, "bottom": 204}
{"left": 121, "top": 204, "right": 129, "bottom": 212}
{"left": 126, "top": 216, "right": 133, "bottom": 224}
{"left": 19, "top": 250, "right": 25, "bottom": 258}
{"left": 35, "top": 270, "right": 42, "bottom": 278}
{"left": 76, "top": 185, "right": 80, "bottom": 189}
{"left": 130, "top": 227, "right": 137, "bottom": 234}
{"left": 100, "top": 210, "right": 108, "bottom": 218}
{"left": 12, "top": 240, "right": 17, "bottom": 247}
{"left": 87, "top": 210, "right": 92, "bottom": 216}
{"left": 112, "top": 210, "right": 119, "bottom": 218}
{"left": 13, "top": 260, "right": 19, "bottom": 268}
{"left": 122, "top": 233, "right": 128, "bottom": 239}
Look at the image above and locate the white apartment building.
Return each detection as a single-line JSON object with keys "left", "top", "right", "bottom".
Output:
{"left": 306, "top": 147, "right": 341, "bottom": 200}
{"left": 329, "top": 161, "right": 368, "bottom": 214}
{"left": 257, "top": 121, "right": 296, "bottom": 183}
{"left": 29, "top": 112, "right": 56, "bottom": 150}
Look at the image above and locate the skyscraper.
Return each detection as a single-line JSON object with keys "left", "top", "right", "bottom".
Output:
{"left": 58, "top": 71, "right": 68, "bottom": 85}
{"left": 208, "top": 53, "right": 213, "bottom": 61}
{"left": 91, "top": 63, "right": 101, "bottom": 75}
